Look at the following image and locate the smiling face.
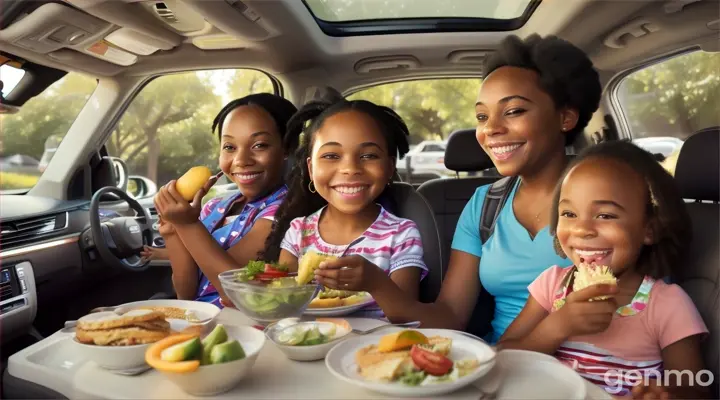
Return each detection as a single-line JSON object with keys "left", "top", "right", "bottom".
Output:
{"left": 307, "top": 109, "right": 395, "bottom": 215}
{"left": 475, "top": 66, "right": 577, "bottom": 176}
{"left": 218, "top": 105, "right": 285, "bottom": 201}
{"left": 555, "top": 157, "right": 655, "bottom": 276}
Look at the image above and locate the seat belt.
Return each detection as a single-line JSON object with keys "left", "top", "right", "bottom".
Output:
{"left": 466, "top": 175, "right": 518, "bottom": 339}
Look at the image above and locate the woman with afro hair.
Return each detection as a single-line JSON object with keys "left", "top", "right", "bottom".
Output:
{"left": 368, "top": 34, "right": 602, "bottom": 344}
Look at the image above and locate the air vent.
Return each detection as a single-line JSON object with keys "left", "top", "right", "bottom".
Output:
{"left": 153, "top": 2, "right": 178, "bottom": 24}
{"left": 0, "top": 212, "right": 68, "bottom": 250}
{"left": 148, "top": 207, "right": 158, "bottom": 217}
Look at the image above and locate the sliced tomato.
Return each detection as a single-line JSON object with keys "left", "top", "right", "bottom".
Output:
{"left": 255, "top": 270, "right": 288, "bottom": 281}
{"left": 410, "top": 345, "right": 453, "bottom": 376}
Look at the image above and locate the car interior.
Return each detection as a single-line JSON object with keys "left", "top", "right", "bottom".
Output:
{"left": 0, "top": 0, "right": 718, "bottom": 398}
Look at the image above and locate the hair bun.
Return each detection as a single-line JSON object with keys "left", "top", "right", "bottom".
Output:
{"left": 304, "top": 86, "right": 344, "bottom": 105}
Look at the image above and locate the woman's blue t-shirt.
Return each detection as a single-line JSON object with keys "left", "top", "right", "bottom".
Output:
{"left": 451, "top": 180, "right": 572, "bottom": 344}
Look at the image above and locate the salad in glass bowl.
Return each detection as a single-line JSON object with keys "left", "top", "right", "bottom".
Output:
{"left": 218, "top": 261, "right": 320, "bottom": 324}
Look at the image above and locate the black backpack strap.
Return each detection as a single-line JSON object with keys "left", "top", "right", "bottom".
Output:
{"left": 466, "top": 175, "right": 519, "bottom": 339}
{"left": 479, "top": 176, "right": 518, "bottom": 244}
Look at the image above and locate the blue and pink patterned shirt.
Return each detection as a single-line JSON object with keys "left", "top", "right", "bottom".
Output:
{"left": 195, "top": 185, "right": 287, "bottom": 307}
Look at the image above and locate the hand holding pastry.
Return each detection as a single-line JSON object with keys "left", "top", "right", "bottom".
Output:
{"left": 557, "top": 283, "right": 619, "bottom": 337}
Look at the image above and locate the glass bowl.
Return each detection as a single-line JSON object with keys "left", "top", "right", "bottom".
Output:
{"left": 218, "top": 269, "right": 320, "bottom": 324}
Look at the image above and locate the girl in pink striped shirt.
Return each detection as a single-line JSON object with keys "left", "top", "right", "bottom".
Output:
{"left": 261, "top": 96, "right": 428, "bottom": 317}
{"left": 499, "top": 141, "right": 709, "bottom": 399}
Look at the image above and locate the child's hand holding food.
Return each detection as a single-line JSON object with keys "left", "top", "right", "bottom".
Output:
{"left": 154, "top": 167, "right": 220, "bottom": 225}
{"left": 314, "top": 255, "right": 384, "bottom": 292}
{"left": 556, "top": 283, "right": 618, "bottom": 337}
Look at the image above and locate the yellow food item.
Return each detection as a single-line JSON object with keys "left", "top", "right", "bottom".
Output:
{"left": 145, "top": 334, "right": 201, "bottom": 373}
{"left": 573, "top": 263, "right": 617, "bottom": 300}
{"left": 377, "top": 330, "right": 428, "bottom": 353}
{"left": 296, "top": 251, "right": 337, "bottom": 285}
{"left": 176, "top": 166, "right": 212, "bottom": 201}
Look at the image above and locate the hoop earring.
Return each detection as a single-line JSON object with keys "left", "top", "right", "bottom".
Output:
{"left": 308, "top": 181, "right": 317, "bottom": 193}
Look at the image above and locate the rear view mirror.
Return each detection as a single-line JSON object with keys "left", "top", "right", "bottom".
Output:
{"left": 127, "top": 176, "right": 158, "bottom": 199}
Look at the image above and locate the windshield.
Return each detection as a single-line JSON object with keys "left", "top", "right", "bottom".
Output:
{"left": 0, "top": 72, "right": 97, "bottom": 193}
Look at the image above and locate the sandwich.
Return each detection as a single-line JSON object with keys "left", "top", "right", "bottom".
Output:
{"left": 296, "top": 251, "right": 337, "bottom": 285}
{"left": 75, "top": 309, "right": 171, "bottom": 346}
{"left": 308, "top": 289, "right": 370, "bottom": 308}
{"left": 573, "top": 263, "right": 618, "bottom": 300}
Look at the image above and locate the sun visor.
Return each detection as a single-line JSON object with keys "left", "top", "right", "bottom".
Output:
{"left": 0, "top": 3, "right": 112, "bottom": 54}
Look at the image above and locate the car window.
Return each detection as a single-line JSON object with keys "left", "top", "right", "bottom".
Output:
{"left": 107, "top": 69, "right": 274, "bottom": 200}
{"left": 0, "top": 64, "right": 25, "bottom": 97}
{"left": 423, "top": 144, "right": 445, "bottom": 152}
{"left": 617, "top": 50, "right": 719, "bottom": 162}
{"left": 347, "top": 78, "right": 482, "bottom": 184}
{"left": 0, "top": 72, "right": 97, "bottom": 193}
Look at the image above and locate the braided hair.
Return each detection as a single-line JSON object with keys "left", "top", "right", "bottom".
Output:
{"left": 260, "top": 95, "right": 411, "bottom": 261}
{"left": 211, "top": 93, "right": 298, "bottom": 140}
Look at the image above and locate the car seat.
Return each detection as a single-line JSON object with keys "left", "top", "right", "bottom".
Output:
{"left": 387, "top": 182, "right": 443, "bottom": 303}
{"left": 417, "top": 129, "right": 500, "bottom": 273}
{"left": 672, "top": 126, "right": 719, "bottom": 398}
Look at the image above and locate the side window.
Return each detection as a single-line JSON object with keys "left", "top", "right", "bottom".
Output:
{"left": 347, "top": 79, "right": 482, "bottom": 184}
{"left": 617, "top": 50, "right": 719, "bottom": 168}
{"left": 0, "top": 71, "right": 97, "bottom": 192}
{"left": 108, "top": 69, "right": 274, "bottom": 199}
{"left": 423, "top": 144, "right": 446, "bottom": 152}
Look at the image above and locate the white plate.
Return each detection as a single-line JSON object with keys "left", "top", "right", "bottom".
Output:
{"left": 325, "top": 328, "right": 496, "bottom": 397}
{"left": 303, "top": 295, "right": 376, "bottom": 317}
{"left": 114, "top": 299, "right": 221, "bottom": 325}
{"left": 478, "top": 349, "right": 587, "bottom": 399}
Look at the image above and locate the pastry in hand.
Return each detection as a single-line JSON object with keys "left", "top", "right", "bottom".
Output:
{"left": 296, "top": 251, "right": 337, "bottom": 285}
{"left": 572, "top": 263, "right": 617, "bottom": 300}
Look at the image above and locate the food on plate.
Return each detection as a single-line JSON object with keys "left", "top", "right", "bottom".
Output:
{"left": 75, "top": 309, "right": 171, "bottom": 346}
{"left": 146, "top": 325, "right": 245, "bottom": 373}
{"left": 161, "top": 337, "right": 202, "bottom": 362}
{"left": 201, "top": 324, "right": 229, "bottom": 364}
{"left": 308, "top": 288, "right": 370, "bottom": 308}
{"left": 176, "top": 166, "right": 212, "bottom": 201}
{"left": 274, "top": 319, "right": 351, "bottom": 346}
{"left": 210, "top": 340, "right": 246, "bottom": 364}
{"left": 297, "top": 251, "right": 337, "bottom": 285}
{"left": 133, "top": 306, "right": 199, "bottom": 322}
{"left": 377, "top": 330, "right": 429, "bottom": 353}
{"left": 234, "top": 260, "right": 290, "bottom": 282}
{"left": 573, "top": 263, "right": 617, "bottom": 300}
{"left": 355, "top": 330, "right": 479, "bottom": 386}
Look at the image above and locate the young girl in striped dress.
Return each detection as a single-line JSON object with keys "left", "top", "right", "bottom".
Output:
{"left": 261, "top": 97, "right": 428, "bottom": 319}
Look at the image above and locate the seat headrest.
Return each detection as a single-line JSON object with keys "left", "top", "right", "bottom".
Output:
{"left": 675, "top": 127, "right": 719, "bottom": 201}
{"left": 444, "top": 129, "right": 493, "bottom": 172}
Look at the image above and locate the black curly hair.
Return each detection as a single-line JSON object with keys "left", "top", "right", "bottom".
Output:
{"left": 484, "top": 34, "right": 602, "bottom": 145}
{"left": 549, "top": 140, "right": 692, "bottom": 279}
{"left": 211, "top": 93, "right": 298, "bottom": 140}
{"left": 260, "top": 95, "right": 411, "bottom": 262}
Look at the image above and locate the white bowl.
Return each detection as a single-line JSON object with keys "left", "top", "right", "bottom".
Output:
{"left": 155, "top": 325, "right": 266, "bottom": 397}
{"left": 265, "top": 319, "right": 352, "bottom": 361}
{"left": 71, "top": 311, "right": 170, "bottom": 371}
{"left": 488, "top": 349, "right": 587, "bottom": 399}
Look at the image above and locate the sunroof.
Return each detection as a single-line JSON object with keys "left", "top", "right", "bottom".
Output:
{"left": 303, "top": 0, "right": 539, "bottom": 36}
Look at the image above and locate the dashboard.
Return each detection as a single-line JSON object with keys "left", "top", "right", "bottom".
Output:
{"left": 0, "top": 194, "right": 163, "bottom": 341}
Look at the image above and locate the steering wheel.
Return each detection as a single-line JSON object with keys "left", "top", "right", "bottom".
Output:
{"left": 89, "top": 186, "right": 154, "bottom": 271}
